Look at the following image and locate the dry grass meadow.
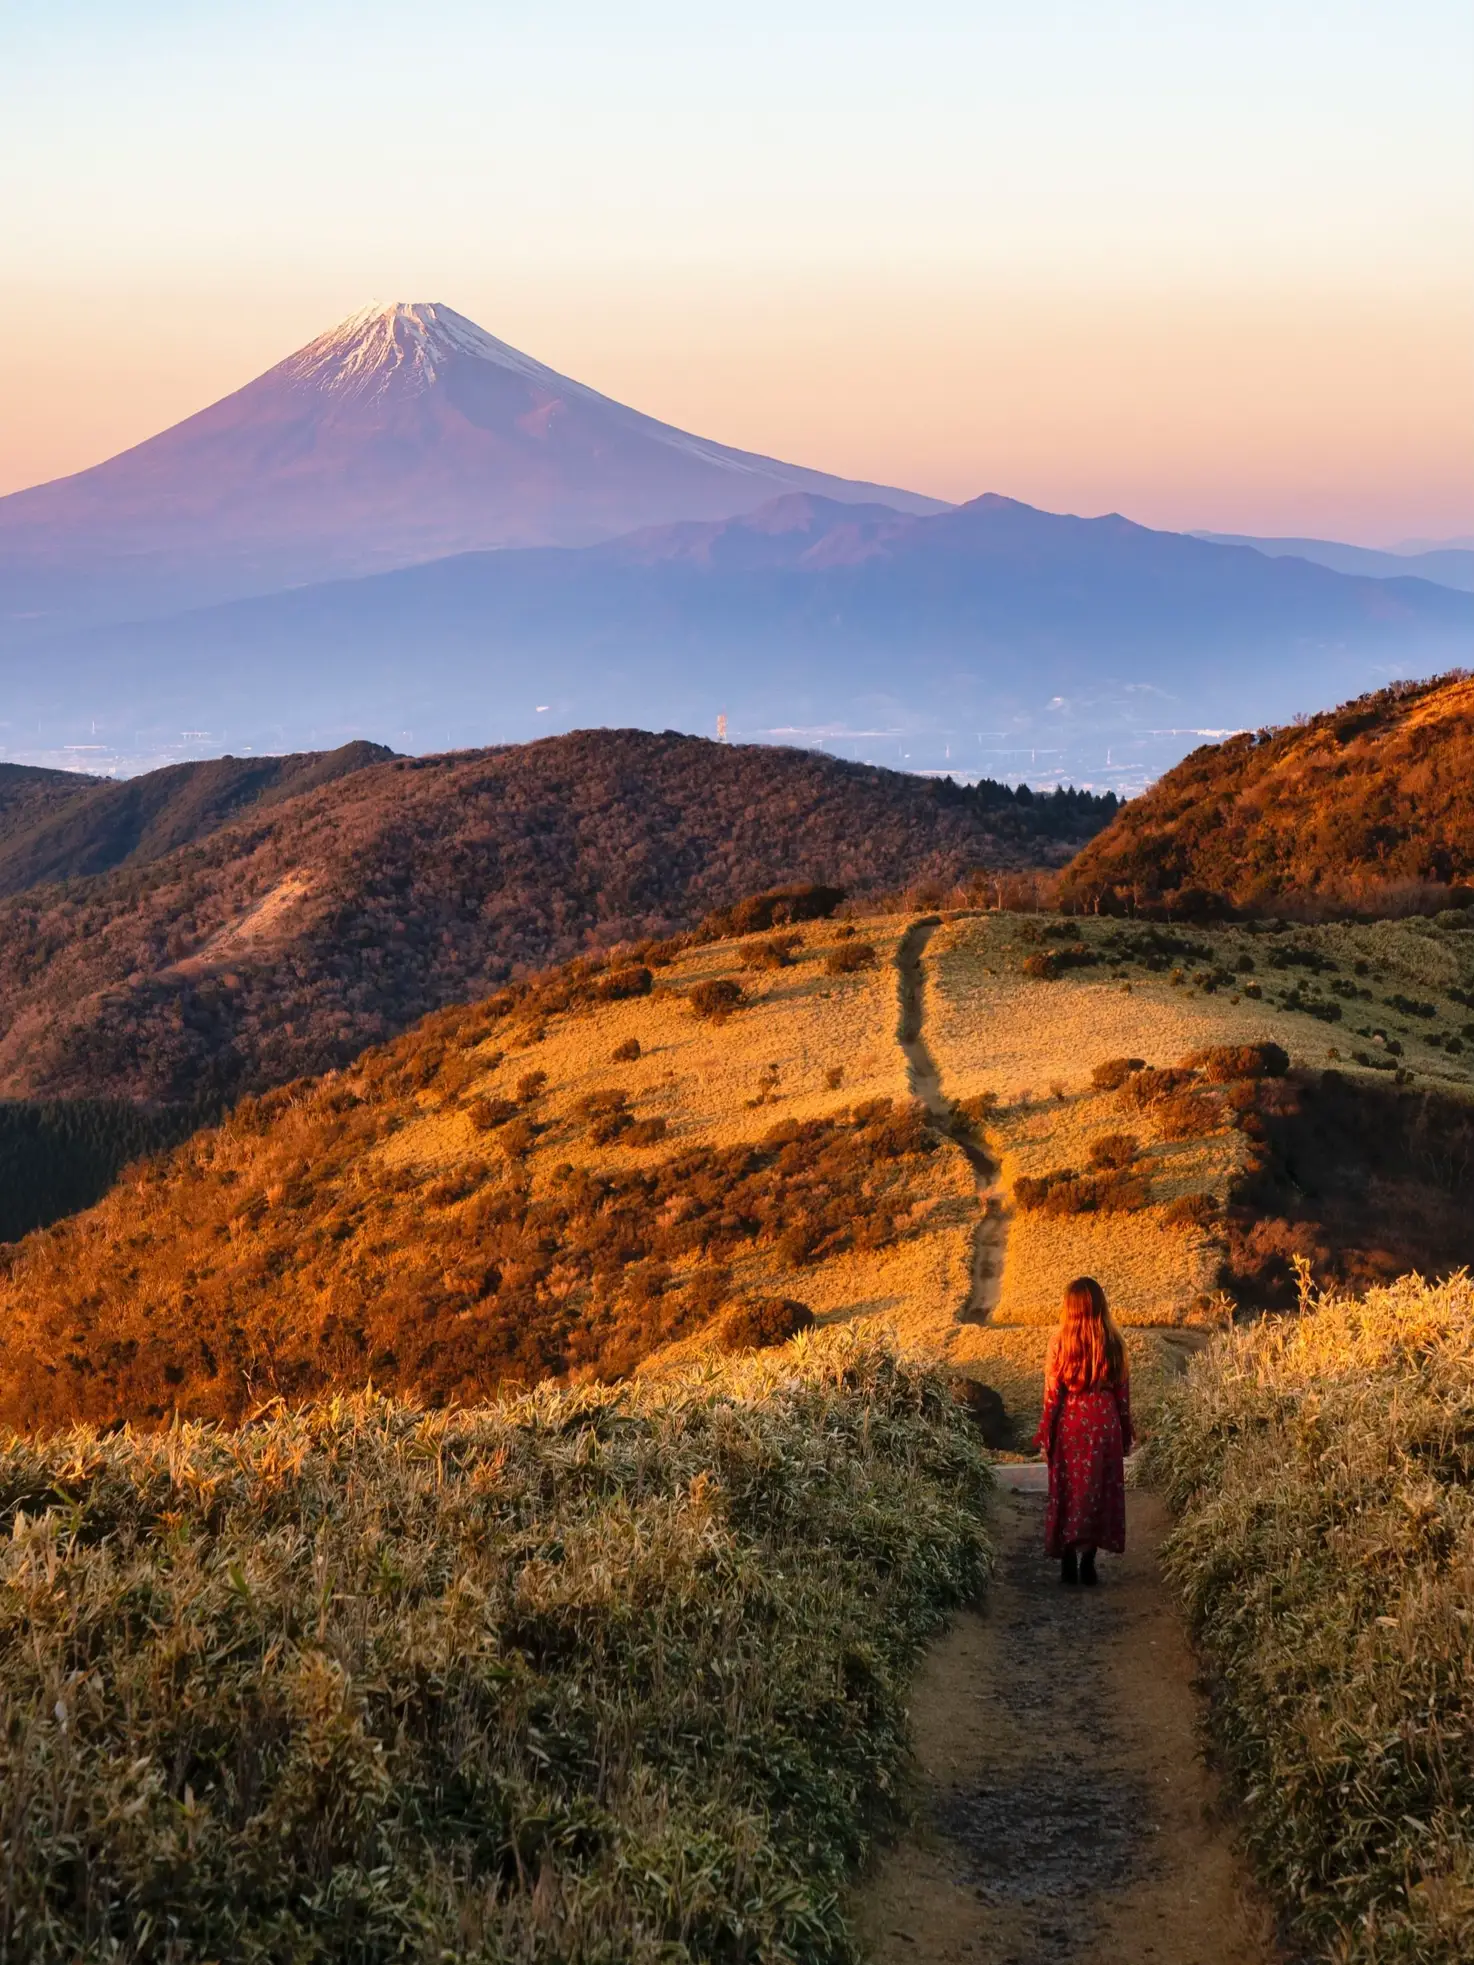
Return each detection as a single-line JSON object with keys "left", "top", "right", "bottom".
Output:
{"left": 0, "top": 1332, "right": 992, "bottom": 1964}
{"left": 1148, "top": 1272, "right": 1474, "bottom": 1964}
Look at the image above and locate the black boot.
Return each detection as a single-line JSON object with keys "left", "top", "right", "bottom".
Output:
{"left": 1060, "top": 1549, "right": 1078, "bottom": 1585}
{"left": 1080, "top": 1548, "right": 1098, "bottom": 1586}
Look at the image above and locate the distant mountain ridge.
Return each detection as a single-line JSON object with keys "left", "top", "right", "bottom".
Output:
{"left": 1194, "top": 531, "right": 1474, "bottom": 593}
{"left": 16, "top": 491, "right": 1472, "bottom": 782}
{"left": 0, "top": 301, "right": 945, "bottom": 636}
{"left": 0, "top": 726, "right": 1113, "bottom": 1104}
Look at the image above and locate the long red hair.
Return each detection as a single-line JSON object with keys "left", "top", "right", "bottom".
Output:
{"left": 1047, "top": 1277, "right": 1128, "bottom": 1391}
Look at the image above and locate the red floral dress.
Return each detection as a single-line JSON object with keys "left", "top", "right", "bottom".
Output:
{"left": 1032, "top": 1370, "right": 1133, "bottom": 1556}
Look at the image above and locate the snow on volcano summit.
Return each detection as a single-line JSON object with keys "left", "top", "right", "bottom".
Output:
{"left": 0, "top": 301, "right": 945, "bottom": 630}
{"left": 280, "top": 301, "right": 564, "bottom": 401}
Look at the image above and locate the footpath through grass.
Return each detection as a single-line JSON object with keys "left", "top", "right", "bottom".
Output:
{"left": 1148, "top": 1273, "right": 1474, "bottom": 1962}
{"left": 0, "top": 1332, "right": 990, "bottom": 1964}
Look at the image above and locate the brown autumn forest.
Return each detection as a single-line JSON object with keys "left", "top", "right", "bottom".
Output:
{"left": 1059, "top": 671, "right": 1474, "bottom": 916}
{"left": 0, "top": 727, "right": 1112, "bottom": 1107}
{"left": 0, "top": 741, "right": 394, "bottom": 894}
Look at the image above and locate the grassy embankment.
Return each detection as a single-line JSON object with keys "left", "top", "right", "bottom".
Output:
{"left": 1147, "top": 1273, "right": 1474, "bottom": 1964}
{"left": 921, "top": 908, "right": 1474, "bottom": 1429}
{"left": 0, "top": 1333, "right": 990, "bottom": 1963}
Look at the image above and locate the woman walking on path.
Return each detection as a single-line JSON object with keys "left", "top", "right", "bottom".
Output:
{"left": 1033, "top": 1276, "right": 1133, "bottom": 1585}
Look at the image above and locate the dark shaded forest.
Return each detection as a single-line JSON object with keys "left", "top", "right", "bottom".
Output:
{"left": 0, "top": 1099, "right": 212, "bottom": 1244}
{"left": 0, "top": 728, "right": 1115, "bottom": 1105}
{"left": 1058, "top": 672, "right": 1474, "bottom": 917}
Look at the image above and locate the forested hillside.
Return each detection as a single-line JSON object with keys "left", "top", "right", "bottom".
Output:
{"left": 1059, "top": 673, "right": 1474, "bottom": 915}
{"left": 0, "top": 728, "right": 1113, "bottom": 1103}
{"left": 0, "top": 741, "right": 392, "bottom": 895}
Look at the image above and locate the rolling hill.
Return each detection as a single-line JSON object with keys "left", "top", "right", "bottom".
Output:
{"left": 0, "top": 740, "right": 392, "bottom": 896}
{"left": 1058, "top": 672, "right": 1474, "bottom": 914}
{"left": 0, "top": 726, "right": 1112, "bottom": 1105}
{"left": 12, "top": 491, "right": 1472, "bottom": 779}
{"left": 0, "top": 300, "right": 943, "bottom": 638}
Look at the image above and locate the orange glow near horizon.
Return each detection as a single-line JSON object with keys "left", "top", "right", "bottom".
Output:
{"left": 3, "top": 274, "right": 1469, "bottom": 546}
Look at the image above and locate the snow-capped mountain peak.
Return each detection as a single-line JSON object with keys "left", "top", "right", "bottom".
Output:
{"left": 279, "top": 301, "right": 558, "bottom": 399}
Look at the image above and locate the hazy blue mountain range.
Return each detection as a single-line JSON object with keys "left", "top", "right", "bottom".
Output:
{"left": 0, "top": 301, "right": 944, "bottom": 640}
{"left": 1194, "top": 531, "right": 1474, "bottom": 593}
{"left": 8, "top": 492, "right": 1470, "bottom": 790}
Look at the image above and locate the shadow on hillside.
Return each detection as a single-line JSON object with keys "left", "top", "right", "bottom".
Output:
{"left": 1225, "top": 1070, "right": 1474, "bottom": 1308}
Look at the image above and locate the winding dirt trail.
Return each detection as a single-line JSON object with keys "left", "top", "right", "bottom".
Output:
{"left": 896, "top": 918, "right": 1008, "bottom": 1324}
{"left": 856, "top": 921, "right": 1279, "bottom": 1965}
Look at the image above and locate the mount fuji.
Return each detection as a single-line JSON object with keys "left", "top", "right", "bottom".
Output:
{"left": 0, "top": 301, "right": 945, "bottom": 636}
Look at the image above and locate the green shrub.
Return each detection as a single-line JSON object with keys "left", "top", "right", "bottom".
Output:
{"left": 612, "top": 1037, "right": 641, "bottom": 1062}
{"left": 1087, "top": 1131, "right": 1139, "bottom": 1170}
{"left": 0, "top": 1336, "right": 991, "bottom": 1964}
{"left": 1148, "top": 1275, "right": 1474, "bottom": 1964}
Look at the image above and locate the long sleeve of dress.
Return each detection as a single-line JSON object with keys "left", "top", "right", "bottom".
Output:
{"left": 1114, "top": 1376, "right": 1134, "bottom": 1454}
{"left": 1033, "top": 1374, "right": 1064, "bottom": 1455}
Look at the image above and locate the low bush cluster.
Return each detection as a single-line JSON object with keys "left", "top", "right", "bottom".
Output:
{"left": 717, "top": 1295, "right": 815, "bottom": 1352}
{"left": 1148, "top": 1274, "right": 1474, "bottom": 1963}
{"left": 0, "top": 1335, "right": 992, "bottom": 1964}
{"left": 823, "top": 941, "right": 878, "bottom": 976}
{"left": 1020, "top": 942, "right": 1097, "bottom": 981}
{"left": 688, "top": 977, "right": 746, "bottom": 1019}
{"left": 1182, "top": 1042, "right": 1289, "bottom": 1083}
{"left": 1013, "top": 1165, "right": 1151, "bottom": 1216}
{"left": 740, "top": 932, "right": 803, "bottom": 970}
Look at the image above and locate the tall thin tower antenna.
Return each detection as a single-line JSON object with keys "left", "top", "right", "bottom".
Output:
{"left": 716, "top": 711, "right": 728, "bottom": 742}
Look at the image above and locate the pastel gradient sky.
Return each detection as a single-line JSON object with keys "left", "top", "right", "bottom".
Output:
{"left": 3, "top": 0, "right": 1471, "bottom": 544}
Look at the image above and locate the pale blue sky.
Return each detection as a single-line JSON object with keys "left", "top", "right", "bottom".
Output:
{"left": 3, "top": 2, "right": 1471, "bottom": 539}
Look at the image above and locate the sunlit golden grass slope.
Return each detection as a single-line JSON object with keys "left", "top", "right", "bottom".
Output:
{"left": 918, "top": 908, "right": 1474, "bottom": 1424}
{"left": 930, "top": 910, "right": 1474, "bottom": 1316}
{"left": 0, "top": 915, "right": 981, "bottom": 1433}
{"left": 1148, "top": 1272, "right": 1474, "bottom": 1963}
{"left": 377, "top": 913, "right": 976, "bottom": 1356}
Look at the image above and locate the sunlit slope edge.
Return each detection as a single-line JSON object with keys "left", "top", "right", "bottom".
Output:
{"left": 1060, "top": 673, "right": 1474, "bottom": 914}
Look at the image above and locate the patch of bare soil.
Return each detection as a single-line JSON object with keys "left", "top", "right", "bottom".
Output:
{"left": 852, "top": 1484, "right": 1278, "bottom": 1965}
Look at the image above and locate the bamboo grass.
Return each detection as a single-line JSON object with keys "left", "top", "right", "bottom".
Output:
{"left": 0, "top": 1330, "right": 990, "bottom": 1963}
{"left": 1148, "top": 1272, "right": 1474, "bottom": 1962}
